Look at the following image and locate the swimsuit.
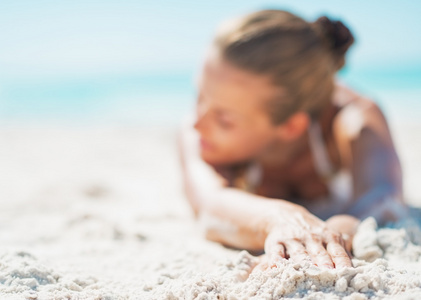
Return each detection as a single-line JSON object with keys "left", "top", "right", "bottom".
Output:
{"left": 234, "top": 121, "right": 353, "bottom": 220}
{"left": 307, "top": 121, "right": 353, "bottom": 219}
{"left": 234, "top": 117, "right": 409, "bottom": 223}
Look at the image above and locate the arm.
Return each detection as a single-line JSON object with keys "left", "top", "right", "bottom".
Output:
{"left": 333, "top": 99, "right": 408, "bottom": 226}
{"left": 178, "top": 120, "right": 351, "bottom": 268}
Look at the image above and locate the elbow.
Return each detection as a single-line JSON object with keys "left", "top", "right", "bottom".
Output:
{"left": 197, "top": 211, "right": 236, "bottom": 245}
{"left": 198, "top": 211, "right": 223, "bottom": 240}
{"left": 203, "top": 225, "right": 221, "bottom": 243}
{"left": 348, "top": 185, "right": 408, "bottom": 226}
{"left": 183, "top": 193, "right": 199, "bottom": 218}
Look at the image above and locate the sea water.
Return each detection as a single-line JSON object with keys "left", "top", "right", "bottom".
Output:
{"left": 0, "top": 66, "right": 420, "bottom": 127}
{"left": 0, "top": 72, "right": 196, "bottom": 127}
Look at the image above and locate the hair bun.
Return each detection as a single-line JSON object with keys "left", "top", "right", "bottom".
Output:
{"left": 314, "top": 16, "right": 354, "bottom": 69}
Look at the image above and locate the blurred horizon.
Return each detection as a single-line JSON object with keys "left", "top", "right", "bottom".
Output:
{"left": 1, "top": 0, "right": 420, "bottom": 126}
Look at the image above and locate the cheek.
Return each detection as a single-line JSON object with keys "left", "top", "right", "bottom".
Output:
{"left": 208, "top": 128, "right": 274, "bottom": 164}
{"left": 230, "top": 131, "right": 274, "bottom": 157}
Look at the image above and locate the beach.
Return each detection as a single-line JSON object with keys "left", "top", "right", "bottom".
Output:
{"left": 0, "top": 120, "right": 420, "bottom": 299}
{"left": 1, "top": 0, "right": 421, "bottom": 297}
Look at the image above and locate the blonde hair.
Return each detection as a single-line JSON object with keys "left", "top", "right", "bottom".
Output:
{"left": 214, "top": 10, "right": 354, "bottom": 124}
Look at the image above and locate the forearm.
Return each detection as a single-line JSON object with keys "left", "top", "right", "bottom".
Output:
{"left": 179, "top": 123, "right": 352, "bottom": 267}
{"left": 347, "top": 184, "right": 408, "bottom": 226}
{"left": 186, "top": 173, "right": 352, "bottom": 268}
{"left": 193, "top": 188, "right": 303, "bottom": 252}
{"left": 179, "top": 127, "right": 305, "bottom": 252}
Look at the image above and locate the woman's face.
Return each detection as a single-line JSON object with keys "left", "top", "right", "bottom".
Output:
{"left": 194, "top": 51, "right": 283, "bottom": 166}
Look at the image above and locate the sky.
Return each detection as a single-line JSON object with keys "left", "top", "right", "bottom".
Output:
{"left": 1, "top": 0, "right": 421, "bottom": 81}
{"left": 1, "top": 0, "right": 420, "bottom": 126}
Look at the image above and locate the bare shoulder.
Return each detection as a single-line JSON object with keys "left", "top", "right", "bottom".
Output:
{"left": 331, "top": 83, "right": 396, "bottom": 167}
{"left": 332, "top": 83, "right": 392, "bottom": 141}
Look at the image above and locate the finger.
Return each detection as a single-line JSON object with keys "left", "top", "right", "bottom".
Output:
{"left": 268, "top": 243, "right": 286, "bottom": 267}
{"left": 340, "top": 233, "right": 353, "bottom": 257}
{"left": 264, "top": 234, "right": 287, "bottom": 267}
{"left": 252, "top": 262, "right": 267, "bottom": 274}
{"left": 326, "top": 242, "right": 353, "bottom": 268}
{"left": 305, "top": 240, "right": 334, "bottom": 269}
{"left": 252, "top": 255, "right": 269, "bottom": 274}
{"left": 265, "top": 241, "right": 286, "bottom": 267}
{"left": 283, "top": 239, "right": 312, "bottom": 264}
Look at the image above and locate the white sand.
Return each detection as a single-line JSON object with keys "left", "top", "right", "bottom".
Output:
{"left": 0, "top": 124, "right": 420, "bottom": 299}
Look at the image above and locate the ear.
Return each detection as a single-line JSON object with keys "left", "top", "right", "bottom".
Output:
{"left": 276, "top": 112, "right": 310, "bottom": 140}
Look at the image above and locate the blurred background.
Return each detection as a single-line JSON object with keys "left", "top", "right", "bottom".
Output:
{"left": 0, "top": 2, "right": 420, "bottom": 296}
{"left": 1, "top": 0, "right": 420, "bottom": 127}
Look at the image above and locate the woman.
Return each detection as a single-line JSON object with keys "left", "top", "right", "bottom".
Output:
{"left": 178, "top": 9, "right": 408, "bottom": 269}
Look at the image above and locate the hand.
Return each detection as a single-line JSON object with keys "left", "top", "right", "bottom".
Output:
{"left": 325, "top": 214, "right": 360, "bottom": 254}
{"left": 263, "top": 206, "right": 352, "bottom": 269}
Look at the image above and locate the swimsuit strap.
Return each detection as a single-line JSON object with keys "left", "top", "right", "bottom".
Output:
{"left": 307, "top": 121, "right": 335, "bottom": 180}
{"left": 237, "top": 122, "right": 336, "bottom": 194}
{"left": 307, "top": 121, "right": 353, "bottom": 212}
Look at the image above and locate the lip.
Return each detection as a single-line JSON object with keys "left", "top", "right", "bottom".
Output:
{"left": 199, "top": 138, "right": 214, "bottom": 151}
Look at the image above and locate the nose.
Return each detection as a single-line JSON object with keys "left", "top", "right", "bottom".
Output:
{"left": 193, "top": 113, "right": 206, "bottom": 132}
{"left": 194, "top": 102, "right": 209, "bottom": 132}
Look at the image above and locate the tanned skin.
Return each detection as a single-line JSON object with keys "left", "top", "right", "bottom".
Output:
{"left": 179, "top": 51, "right": 404, "bottom": 269}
